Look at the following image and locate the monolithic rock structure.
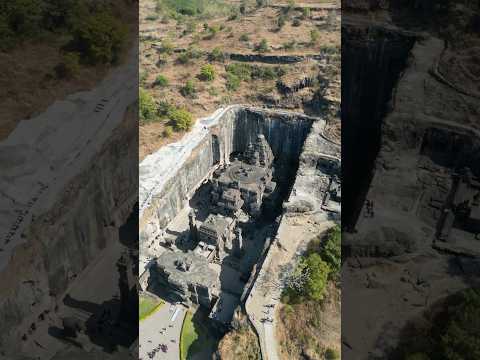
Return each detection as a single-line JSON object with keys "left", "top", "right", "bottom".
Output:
{"left": 140, "top": 105, "right": 340, "bottom": 335}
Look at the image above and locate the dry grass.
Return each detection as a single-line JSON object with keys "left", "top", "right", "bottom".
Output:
{"left": 218, "top": 324, "right": 261, "bottom": 360}
{"left": 139, "top": 0, "right": 340, "bottom": 159}
{"left": 276, "top": 282, "right": 341, "bottom": 360}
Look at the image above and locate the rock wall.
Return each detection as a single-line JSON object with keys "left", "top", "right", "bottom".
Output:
{"left": 139, "top": 106, "right": 314, "bottom": 247}
{"left": 341, "top": 22, "right": 417, "bottom": 227}
{"left": 0, "top": 108, "right": 138, "bottom": 356}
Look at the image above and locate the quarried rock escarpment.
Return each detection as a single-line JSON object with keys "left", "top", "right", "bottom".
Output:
{"left": 342, "top": 21, "right": 417, "bottom": 228}
{"left": 0, "top": 53, "right": 138, "bottom": 357}
{"left": 139, "top": 106, "right": 314, "bottom": 242}
{"left": 342, "top": 7, "right": 480, "bottom": 359}
{"left": 140, "top": 104, "right": 340, "bottom": 360}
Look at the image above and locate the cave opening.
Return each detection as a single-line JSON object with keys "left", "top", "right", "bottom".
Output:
{"left": 341, "top": 28, "right": 416, "bottom": 230}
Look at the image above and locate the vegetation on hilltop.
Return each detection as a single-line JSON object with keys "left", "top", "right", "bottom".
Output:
{"left": 277, "top": 225, "right": 341, "bottom": 359}
{"left": 393, "top": 288, "right": 480, "bottom": 360}
{"left": 282, "top": 225, "right": 340, "bottom": 304}
{"left": 0, "top": 1, "right": 129, "bottom": 64}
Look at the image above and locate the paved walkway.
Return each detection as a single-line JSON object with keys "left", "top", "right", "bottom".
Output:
{"left": 139, "top": 303, "right": 186, "bottom": 360}
{"left": 246, "top": 213, "right": 333, "bottom": 360}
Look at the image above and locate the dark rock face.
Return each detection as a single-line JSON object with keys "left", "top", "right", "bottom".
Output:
{"left": 341, "top": 24, "right": 416, "bottom": 228}
{"left": 149, "top": 107, "right": 314, "bottom": 230}
{"left": 0, "top": 112, "right": 138, "bottom": 353}
{"left": 229, "top": 53, "right": 323, "bottom": 64}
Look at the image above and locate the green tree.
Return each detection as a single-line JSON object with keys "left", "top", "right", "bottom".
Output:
{"left": 1, "top": 0, "right": 44, "bottom": 37}
{"left": 440, "top": 289, "right": 480, "bottom": 360}
{"left": 320, "top": 225, "right": 341, "bottom": 275}
{"left": 70, "top": 11, "right": 127, "bottom": 64}
{"left": 168, "top": 108, "right": 193, "bottom": 131}
{"left": 303, "top": 253, "right": 330, "bottom": 301}
{"left": 139, "top": 88, "right": 158, "bottom": 124}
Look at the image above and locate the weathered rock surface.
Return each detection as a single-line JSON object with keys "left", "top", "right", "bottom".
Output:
{"left": 0, "top": 50, "right": 138, "bottom": 356}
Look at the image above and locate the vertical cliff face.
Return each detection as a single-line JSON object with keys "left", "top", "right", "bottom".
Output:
{"left": 139, "top": 106, "right": 314, "bottom": 244}
{"left": 0, "top": 108, "right": 138, "bottom": 355}
{"left": 341, "top": 24, "right": 416, "bottom": 228}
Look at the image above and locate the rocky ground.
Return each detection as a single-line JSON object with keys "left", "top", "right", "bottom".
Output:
{"left": 139, "top": 0, "right": 340, "bottom": 159}
{"left": 342, "top": 1, "right": 480, "bottom": 359}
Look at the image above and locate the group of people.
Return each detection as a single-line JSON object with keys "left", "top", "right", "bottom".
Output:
{"left": 365, "top": 199, "right": 375, "bottom": 218}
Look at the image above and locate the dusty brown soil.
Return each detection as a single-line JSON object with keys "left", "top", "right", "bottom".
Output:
{"left": 276, "top": 282, "right": 341, "bottom": 360}
{"left": 139, "top": 0, "right": 340, "bottom": 160}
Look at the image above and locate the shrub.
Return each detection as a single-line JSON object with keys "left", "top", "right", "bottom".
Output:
{"left": 255, "top": 39, "right": 269, "bottom": 53}
{"left": 251, "top": 66, "right": 286, "bottom": 80}
{"left": 0, "top": 15, "right": 15, "bottom": 51}
{"left": 180, "top": 79, "right": 197, "bottom": 98}
{"left": 183, "top": 21, "right": 196, "bottom": 35}
{"left": 286, "top": 0, "right": 296, "bottom": 12}
{"left": 303, "top": 253, "right": 330, "bottom": 301}
{"left": 54, "top": 52, "right": 80, "bottom": 79}
{"left": 1, "top": 0, "right": 44, "bottom": 37}
{"left": 139, "top": 88, "right": 158, "bottom": 124}
{"left": 176, "top": 52, "right": 191, "bottom": 65}
{"left": 203, "top": 24, "right": 219, "bottom": 40}
{"left": 70, "top": 11, "right": 127, "bottom": 64}
{"left": 140, "top": 71, "right": 148, "bottom": 85}
{"left": 251, "top": 66, "right": 276, "bottom": 80}
{"left": 277, "top": 14, "right": 287, "bottom": 29}
{"left": 282, "top": 41, "right": 296, "bottom": 50}
{"left": 239, "top": 33, "right": 250, "bottom": 42}
{"left": 300, "top": 7, "right": 311, "bottom": 19}
{"left": 158, "top": 100, "right": 174, "bottom": 117}
{"left": 163, "top": 125, "right": 174, "bottom": 138}
{"left": 292, "top": 18, "right": 301, "bottom": 27}
{"left": 325, "top": 348, "right": 340, "bottom": 360}
{"left": 168, "top": 108, "right": 193, "bottom": 131}
{"left": 208, "top": 47, "right": 225, "bottom": 62}
{"left": 159, "top": 39, "right": 174, "bottom": 54}
{"left": 208, "top": 87, "right": 219, "bottom": 96}
{"left": 256, "top": 0, "right": 267, "bottom": 8}
{"left": 199, "top": 64, "right": 215, "bottom": 81}
{"left": 176, "top": 46, "right": 201, "bottom": 64}
{"left": 225, "top": 63, "right": 252, "bottom": 81}
{"left": 306, "top": 225, "right": 340, "bottom": 276}
{"left": 239, "top": 0, "right": 247, "bottom": 15}
{"left": 310, "top": 29, "right": 320, "bottom": 44}
{"left": 154, "top": 74, "right": 169, "bottom": 87}
{"left": 146, "top": 14, "right": 159, "bottom": 21}
{"left": 405, "top": 354, "right": 430, "bottom": 360}
{"left": 226, "top": 73, "right": 240, "bottom": 91}
{"left": 228, "top": 9, "right": 239, "bottom": 21}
